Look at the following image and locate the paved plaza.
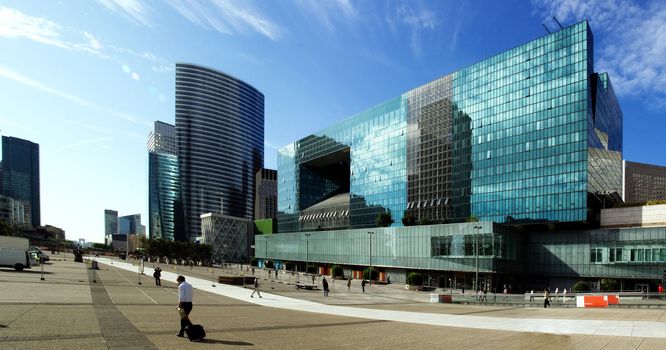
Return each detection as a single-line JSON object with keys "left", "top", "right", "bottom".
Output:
{"left": 1, "top": 256, "right": 666, "bottom": 349}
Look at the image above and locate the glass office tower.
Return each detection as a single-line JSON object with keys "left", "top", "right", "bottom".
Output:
{"left": 176, "top": 63, "right": 264, "bottom": 240}
{"left": 148, "top": 121, "right": 180, "bottom": 241}
{"left": 1, "top": 136, "right": 40, "bottom": 227}
{"left": 278, "top": 20, "right": 622, "bottom": 232}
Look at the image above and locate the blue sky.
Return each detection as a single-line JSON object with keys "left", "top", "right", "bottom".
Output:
{"left": 1, "top": 0, "right": 664, "bottom": 243}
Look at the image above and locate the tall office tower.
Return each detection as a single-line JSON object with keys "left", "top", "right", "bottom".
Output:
{"left": 104, "top": 209, "right": 118, "bottom": 245}
{"left": 624, "top": 160, "right": 666, "bottom": 203}
{"left": 278, "top": 20, "right": 623, "bottom": 232}
{"left": 148, "top": 121, "right": 180, "bottom": 241}
{"left": 119, "top": 214, "right": 143, "bottom": 235}
{"left": 254, "top": 168, "right": 277, "bottom": 219}
{"left": 1, "top": 136, "right": 40, "bottom": 227}
{"left": 176, "top": 63, "right": 264, "bottom": 240}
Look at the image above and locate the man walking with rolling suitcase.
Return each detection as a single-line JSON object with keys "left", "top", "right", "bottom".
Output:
{"left": 176, "top": 275, "right": 193, "bottom": 337}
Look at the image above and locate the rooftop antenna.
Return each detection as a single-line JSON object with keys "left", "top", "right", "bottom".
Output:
{"left": 542, "top": 23, "right": 552, "bottom": 34}
{"left": 553, "top": 16, "right": 564, "bottom": 30}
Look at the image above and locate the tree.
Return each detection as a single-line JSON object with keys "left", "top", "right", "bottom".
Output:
{"left": 0, "top": 219, "right": 24, "bottom": 237}
{"left": 376, "top": 211, "right": 394, "bottom": 227}
{"left": 402, "top": 212, "right": 416, "bottom": 226}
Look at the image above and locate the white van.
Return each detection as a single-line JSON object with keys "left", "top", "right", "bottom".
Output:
{"left": 0, "top": 248, "right": 32, "bottom": 271}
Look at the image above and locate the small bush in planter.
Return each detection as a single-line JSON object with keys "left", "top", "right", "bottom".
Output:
{"left": 407, "top": 272, "right": 423, "bottom": 286}
{"left": 572, "top": 280, "right": 590, "bottom": 292}
{"left": 331, "top": 265, "right": 344, "bottom": 278}
{"left": 363, "top": 267, "right": 378, "bottom": 280}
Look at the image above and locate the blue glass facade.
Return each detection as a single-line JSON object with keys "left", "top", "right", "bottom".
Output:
{"left": 148, "top": 121, "right": 180, "bottom": 241}
{"left": 149, "top": 152, "right": 179, "bottom": 241}
{"left": 1, "top": 136, "right": 40, "bottom": 227}
{"left": 278, "top": 21, "right": 622, "bottom": 232}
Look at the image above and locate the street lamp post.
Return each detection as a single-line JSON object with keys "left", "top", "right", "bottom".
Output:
{"left": 473, "top": 225, "right": 482, "bottom": 292}
{"left": 304, "top": 233, "right": 311, "bottom": 274}
{"left": 264, "top": 236, "right": 269, "bottom": 268}
{"left": 368, "top": 231, "right": 374, "bottom": 285}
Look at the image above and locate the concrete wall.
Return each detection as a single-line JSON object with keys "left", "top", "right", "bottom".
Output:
{"left": 601, "top": 205, "right": 666, "bottom": 228}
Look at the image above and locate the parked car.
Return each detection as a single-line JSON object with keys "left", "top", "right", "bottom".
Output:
{"left": 0, "top": 248, "right": 32, "bottom": 271}
{"left": 30, "top": 246, "right": 50, "bottom": 261}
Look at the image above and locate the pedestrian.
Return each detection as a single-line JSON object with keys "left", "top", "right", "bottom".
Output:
{"left": 543, "top": 288, "right": 550, "bottom": 308}
{"left": 275, "top": 270, "right": 278, "bottom": 278}
{"left": 529, "top": 289, "right": 534, "bottom": 302}
{"left": 312, "top": 275, "right": 316, "bottom": 285}
{"left": 189, "top": 260, "right": 194, "bottom": 270}
{"left": 387, "top": 276, "right": 391, "bottom": 284}
{"left": 347, "top": 278, "right": 352, "bottom": 292}
{"left": 483, "top": 289, "right": 488, "bottom": 303}
{"left": 176, "top": 275, "right": 193, "bottom": 337}
{"left": 361, "top": 279, "right": 367, "bottom": 293}
{"left": 462, "top": 287, "right": 465, "bottom": 295}
{"left": 322, "top": 277, "right": 329, "bottom": 297}
{"left": 251, "top": 277, "right": 262, "bottom": 298}
{"left": 503, "top": 286, "right": 508, "bottom": 301}
{"left": 477, "top": 289, "right": 483, "bottom": 301}
{"left": 153, "top": 266, "right": 162, "bottom": 286}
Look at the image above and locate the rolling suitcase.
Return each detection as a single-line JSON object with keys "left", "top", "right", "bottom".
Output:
{"left": 185, "top": 324, "right": 206, "bottom": 342}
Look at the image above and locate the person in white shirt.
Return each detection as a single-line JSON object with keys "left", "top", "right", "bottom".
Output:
{"left": 176, "top": 275, "right": 193, "bottom": 337}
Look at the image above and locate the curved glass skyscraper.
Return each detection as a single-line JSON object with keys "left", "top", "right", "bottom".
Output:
{"left": 176, "top": 63, "right": 264, "bottom": 240}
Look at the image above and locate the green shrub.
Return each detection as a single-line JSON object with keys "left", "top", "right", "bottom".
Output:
{"left": 600, "top": 278, "right": 619, "bottom": 291}
{"left": 572, "top": 280, "right": 590, "bottom": 292}
{"left": 376, "top": 212, "right": 394, "bottom": 227}
{"left": 331, "top": 265, "right": 344, "bottom": 278}
{"left": 407, "top": 272, "right": 423, "bottom": 286}
{"left": 363, "top": 267, "right": 378, "bottom": 280}
{"left": 402, "top": 213, "right": 416, "bottom": 226}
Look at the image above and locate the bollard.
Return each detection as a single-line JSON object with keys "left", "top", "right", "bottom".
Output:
{"left": 40, "top": 257, "right": 45, "bottom": 281}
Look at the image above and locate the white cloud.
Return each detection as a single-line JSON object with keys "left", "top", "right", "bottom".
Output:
{"left": 0, "top": 6, "right": 172, "bottom": 73}
{"left": 532, "top": 0, "right": 666, "bottom": 107}
{"left": 0, "top": 117, "right": 38, "bottom": 134}
{"left": 83, "top": 31, "right": 102, "bottom": 50}
{"left": 166, "top": 0, "right": 283, "bottom": 40}
{"left": 0, "top": 65, "right": 149, "bottom": 126}
{"left": 96, "top": 0, "right": 153, "bottom": 27}
{"left": 395, "top": 3, "right": 439, "bottom": 58}
{"left": 0, "top": 6, "right": 68, "bottom": 49}
{"left": 296, "top": 0, "right": 359, "bottom": 32}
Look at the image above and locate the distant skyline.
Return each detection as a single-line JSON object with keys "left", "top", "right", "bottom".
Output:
{"left": 1, "top": 0, "right": 665, "bottom": 243}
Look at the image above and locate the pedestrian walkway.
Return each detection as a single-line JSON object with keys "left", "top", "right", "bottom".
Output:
{"left": 94, "top": 258, "right": 666, "bottom": 339}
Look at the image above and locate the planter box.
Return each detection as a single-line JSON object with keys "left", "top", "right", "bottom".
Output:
{"left": 405, "top": 285, "right": 423, "bottom": 291}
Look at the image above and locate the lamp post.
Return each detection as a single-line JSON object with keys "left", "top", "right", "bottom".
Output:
{"left": 304, "top": 233, "right": 311, "bottom": 274}
{"left": 368, "top": 231, "right": 374, "bottom": 285}
{"left": 264, "top": 236, "right": 269, "bottom": 268}
{"left": 473, "top": 225, "right": 482, "bottom": 292}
